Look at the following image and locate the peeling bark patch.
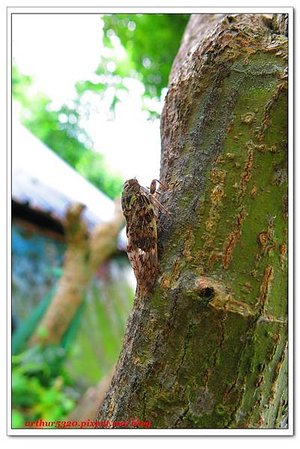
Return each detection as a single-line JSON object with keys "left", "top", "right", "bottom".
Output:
{"left": 257, "top": 231, "right": 276, "bottom": 256}
{"left": 239, "top": 145, "right": 254, "bottom": 197}
{"left": 183, "top": 227, "right": 195, "bottom": 262}
{"left": 210, "top": 294, "right": 255, "bottom": 318}
{"left": 241, "top": 112, "right": 255, "bottom": 124}
{"left": 204, "top": 183, "right": 225, "bottom": 232}
{"left": 211, "top": 184, "right": 226, "bottom": 205}
{"left": 279, "top": 243, "right": 287, "bottom": 269}
{"left": 246, "top": 139, "right": 266, "bottom": 154}
{"left": 256, "top": 217, "right": 276, "bottom": 266}
{"left": 201, "top": 169, "right": 226, "bottom": 263}
{"left": 257, "top": 80, "right": 287, "bottom": 142}
{"left": 243, "top": 148, "right": 254, "bottom": 183}
{"left": 257, "top": 266, "right": 273, "bottom": 311}
{"left": 250, "top": 185, "right": 258, "bottom": 198}
{"left": 222, "top": 208, "right": 247, "bottom": 269}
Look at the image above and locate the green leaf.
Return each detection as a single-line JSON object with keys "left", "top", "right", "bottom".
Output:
{"left": 12, "top": 409, "right": 25, "bottom": 429}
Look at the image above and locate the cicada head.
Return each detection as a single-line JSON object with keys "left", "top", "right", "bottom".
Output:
{"left": 123, "top": 178, "right": 140, "bottom": 195}
{"left": 122, "top": 178, "right": 141, "bottom": 215}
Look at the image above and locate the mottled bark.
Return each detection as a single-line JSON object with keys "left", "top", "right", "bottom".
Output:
{"left": 97, "top": 14, "right": 288, "bottom": 429}
{"left": 30, "top": 203, "right": 124, "bottom": 346}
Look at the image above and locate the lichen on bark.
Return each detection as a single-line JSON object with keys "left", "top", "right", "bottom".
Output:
{"left": 97, "top": 13, "right": 288, "bottom": 429}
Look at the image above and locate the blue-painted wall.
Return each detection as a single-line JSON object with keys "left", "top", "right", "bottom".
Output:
{"left": 12, "top": 223, "right": 65, "bottom": 324}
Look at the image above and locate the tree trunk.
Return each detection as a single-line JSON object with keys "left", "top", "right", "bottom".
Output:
{"left": 30, "top": 203, "right": 124, "bottom": 346}
{"left": 97, "top": 13, "right": 288, "bottom": 429}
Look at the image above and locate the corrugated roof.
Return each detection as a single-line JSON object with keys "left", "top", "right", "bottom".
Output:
{"left": 12, "top": 120, "right": 116, "bottom": 230}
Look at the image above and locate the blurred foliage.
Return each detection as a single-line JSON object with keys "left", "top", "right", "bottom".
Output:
{"left": 12, "top": 65, "right": 123, "bottom": 199}
{"left": 12, "top": 290, "right": 86, "bottom": 428}
{"left": 66, "top": 266, "right": 134, "bottom": 385}
{"left": 11, "top": 259, "right": 134, "bottom": 428}
{"left": 12, "top": 346, "right": 75, "bottom": 428}
{"left": 76, "top": 13, "right": 190, "bottom": 117}
{"left": 103, "top": 14, "right": 189, "bottom": 97}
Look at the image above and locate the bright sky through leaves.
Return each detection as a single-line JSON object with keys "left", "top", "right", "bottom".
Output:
{"left": 12, "top": 14, "right": 161, "bottom": 187}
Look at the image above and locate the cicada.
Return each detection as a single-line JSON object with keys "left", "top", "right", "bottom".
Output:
{"left": 121, "top": 178, "right": 167, "bottom": 294}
